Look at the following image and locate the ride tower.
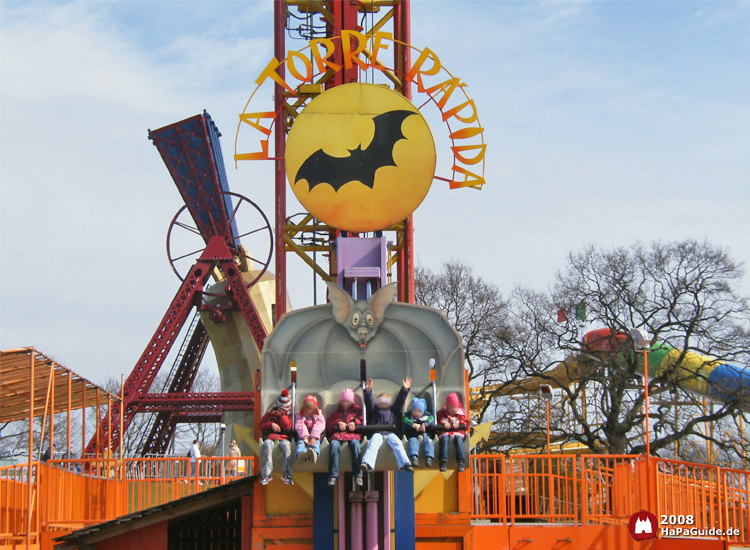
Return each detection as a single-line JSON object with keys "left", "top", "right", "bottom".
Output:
{"left": 88, "top": 0, "right": 487, "bottom": 547}
{"left": 268, "top": 0, "right": 417, "bottom": 315}
{"left": 230, "top": 1, "right": 487, "bottom": 548}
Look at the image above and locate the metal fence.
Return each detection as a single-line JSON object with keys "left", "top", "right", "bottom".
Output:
{"left": 0, "top": 456, "right": 254, "bottom": 546}
{"left": 0, "top": 462, "right": 39, "bottom": 547}
{"left": 471, "top": 454, "right": 750, "bottom": 544}
{"left": 5, "top": 453, "right": 750, "bottom": 545}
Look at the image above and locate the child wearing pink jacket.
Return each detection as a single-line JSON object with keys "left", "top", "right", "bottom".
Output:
{"left": 295, "top": 394, "right": 325, "bottom": 464}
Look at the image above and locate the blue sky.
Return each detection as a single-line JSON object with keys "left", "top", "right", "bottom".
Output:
{"left": 1, "top": 1, "right": 748, "bottom": 384}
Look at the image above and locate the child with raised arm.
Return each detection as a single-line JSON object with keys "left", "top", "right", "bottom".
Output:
{"left": 259, "top": 389, "right": 294, "bottom": 486}
{"left": 325, "top": 388, "right": 364, "bottom": 487}
{"left": 436, "top": 393, "right": 469, "bottom": 472}
{"left": 360, "top": 378, "right": 413, "bottom": 472}
{"left": 295, "top": 394, "right": 325, "bottom": 464}
{"left": 403, "top": 398, "right": 435, "bottom": 467}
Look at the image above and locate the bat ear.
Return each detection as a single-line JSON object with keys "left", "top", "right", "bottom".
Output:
{"left": 369, "top": 282, "right": 397, "bottom": 323}
{"left": 326, "top": 282, "right": 353, "bottom": 324}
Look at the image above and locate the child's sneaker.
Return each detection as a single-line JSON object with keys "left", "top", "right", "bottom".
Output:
{"left": 401, "top": 464, "right": 414, "bottom": 472}
{"left": 307, "top": 447, "right": 318, "bottom": 464}
{"left": 328, "top": 476, "right": 337, "bottom": 486}
{"left": 260, "top": 476, "right": 271, "bottom": 485}
{"left": 283, "top": 476, "right": 294, "bottom": 485}
{"left": 296, "top": 453, "right": 306, "bottom": 464}
{"left": 457, "top": 462, "right": 466, "bottom": 472}
{"left": 354, "top": 475, "right": 363, "bottom": 487}
{"left": 425, "top": 457, "right": 433, "bottom": 467}
{"left": 410, "top": 455, "right": 419, "bottom": 467}
{"left": 360, "top": 462, "right": 372, "bottom": 473}
{"left": 439, "top": 462, "right": 447, "bottom": 472}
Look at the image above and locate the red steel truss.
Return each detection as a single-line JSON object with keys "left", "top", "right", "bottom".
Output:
{"left": 139, "top": 319, "right": 209, "bottom": 455}
{"left": 274, "top": 0, "right": 415, "bottom": 311}
{"left": 129, "top": 392, "right": 254, "bottom": 413}
{"left": 85, "top": 236, "right": 267, "bottom": 457}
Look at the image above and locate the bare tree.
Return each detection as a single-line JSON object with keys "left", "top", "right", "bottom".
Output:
{"left": 415, "top": 259, "right": 509, "bottom": 385}
{"left": 100, "top": 365, "right": 223, "bottom": 457}
{"left": 417, "top": 242, "right": 750, "bottom": 464}
{"left": 1, "top": 414, "right": 81, "bottom": 460}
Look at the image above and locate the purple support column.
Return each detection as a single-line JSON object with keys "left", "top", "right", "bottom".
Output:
{"left": 350, "top": 492, "right": 364, "bottom": 550}
{"left": 365, "top": 491, "right": 380, "bottom": 550}
{"left": 336, "top": 237, "right": 387, "bottom": 298}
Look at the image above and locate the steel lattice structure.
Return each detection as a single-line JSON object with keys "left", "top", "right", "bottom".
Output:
{"left": 85, "top": 113, "right": 268, "bottom": 457}
{"left": 89, "top": 1, "right": 418, "bottom": 458}
{"left": 272, "top": 0, "right": 416, "bottom": 321}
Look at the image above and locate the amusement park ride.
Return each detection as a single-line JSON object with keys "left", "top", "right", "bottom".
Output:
{"left": 85, "top": 0, "right": 488, "bottom": 460}
{"left": 84, "top": 0, "right": 486, "bottom": 547}
{"left": 4, "top": 2, "right": 750, "bottom": 550}
{"left": 83, "top": 112, "right": 270, "bottom": 458}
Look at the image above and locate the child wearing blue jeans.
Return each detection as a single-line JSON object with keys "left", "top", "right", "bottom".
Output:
{"left": 360, "top": 378, "right": 413, "bottom": 472}
{"left": 403, "top": 398, "right": 435, "bottom": 467}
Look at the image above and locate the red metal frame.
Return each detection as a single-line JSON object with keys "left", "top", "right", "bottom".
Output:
{"left": 140, "top": 319, "right": 209, "bottom": 455}
{"left": 328, "top": 0, "right": 359, "bottom": 88}
{"left": 395, "top": 0, "right": 415, "bottom": 304}
{"left": 170, "top": 412, "right": 223, "bottom": 424}
{"left": 85, "top": 236, "right": 267, "bottom": 457}
{"left": 274, "top": 0, "right": 287, "bottom": 324}
{"left": 129, "top": 392, "right": 254, "bottom": 413}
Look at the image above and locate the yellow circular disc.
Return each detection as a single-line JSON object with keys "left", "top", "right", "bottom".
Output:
{"left": 285, "top": 83, "right": 436, "bottom": 232}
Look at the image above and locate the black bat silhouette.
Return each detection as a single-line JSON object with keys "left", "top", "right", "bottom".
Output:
{"left": 294, "top": 109, "right": 417, "bottom": 192}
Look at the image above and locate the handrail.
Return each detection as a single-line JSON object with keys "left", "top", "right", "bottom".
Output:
{"left": 0, "top": 455, "right": 254, "bottom": 544}
{"left": 469, "top": 454, "right": 750, "bottom": 544}
{"left": 4, "top": 453, "right": 750, "bottom": 545}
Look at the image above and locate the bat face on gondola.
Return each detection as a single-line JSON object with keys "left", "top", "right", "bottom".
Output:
{"left": 285, "top": 83, "right": 437, "bottom": 233}
{"left": 325, "top": 281, "right": 397, "bottom": 349}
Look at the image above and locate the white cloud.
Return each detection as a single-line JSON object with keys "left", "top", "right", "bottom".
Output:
{"left": 0, "top": 1, "right": 275, "bottom": 379}
{"left": 3, "top": 3, "right": 169, "bottom": 109}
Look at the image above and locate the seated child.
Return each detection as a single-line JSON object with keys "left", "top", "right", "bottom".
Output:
{"left": 360, "top": 378, "right": 413, "bottom": 472}
{"left": 403, "top": 397, "right": 435, "bottom": 467}
{"left": 295, "top": 394, "right": 325, "bottom": 464}
{"left": 436, "top": 393, "right": 469, "bottom": 472}
{"left": 259, "top": 389, "right": 294, "bottom": 486}
{"left": 325, "top": 388, "right": 364, "bottom": 487}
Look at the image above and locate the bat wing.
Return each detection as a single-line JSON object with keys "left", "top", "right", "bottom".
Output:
{"left": 361, "top": 110, "right": 416, "bottom": 171}
{"left": 294, "top": 109, "right": 417, "bottom": 192}
{"left": 295, "top": 146, "right": 377, "bottom": 192}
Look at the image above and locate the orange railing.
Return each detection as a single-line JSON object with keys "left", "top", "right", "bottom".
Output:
{"left": 0, "top": 462, "right": 40, "bottom": 546}
{"left": 0, "top": 456, "right": 254, "bottom": 545}
{"left": 719, "top": 466, "right": 750, "bottom": 543}
{"left": 654, "top": 458, "right": 722, "bottom": 535}
{"left": 6, "top": 452, "right": 750, "bottom": 545}
{"left": 471, "top": 454, "right": 577, "bottom": 523}
{"left": 471, "top": 454, "right": 750, "bottom": 544}
{"left": 581, "top": 454, "right": 648, "bottom": 525}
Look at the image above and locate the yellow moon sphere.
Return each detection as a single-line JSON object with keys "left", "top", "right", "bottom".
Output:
{"left": 285, "top": 83, "right": 436, "bottom": 233}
